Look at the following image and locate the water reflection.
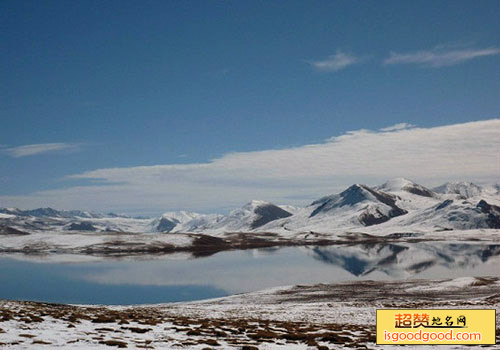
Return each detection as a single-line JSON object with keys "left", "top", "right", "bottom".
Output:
{"left": 309, "top": 243, "right": 500, "bottom": 277}
{"left": 1, "top": 242, "right": 499, "bottom": 304}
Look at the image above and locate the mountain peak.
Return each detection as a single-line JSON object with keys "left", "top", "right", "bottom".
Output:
{"left": 250, "top": 202, "right": 292, "bottom": 229}
{"left": 433, "top": 181, "right": 482, "bottom": 198}
{"left": 161, "top": 211, "right": 200, "bottom": 222}
{"left": 378, "top": 178, "right": 435, "bottom": 197}
{"left": 308, "top": 183, "right": 407, "bottom": 225}
{"left": 312, "top": 184, "right": 387, "bottom": 213}
{"left": 242, "top": 200, "right": 271, "bottom": 211}
{"left": 379, "top": 178, "right": 415, "bottom": 190}
{"left": 311, "top": 184, "right": 378, "bottom": 209}
{"left": 231, "top": 200, "right": 292, "bottom": 229}
{"left": 153, "top": 211, "right": 203, "bottom": 232}
{"left": 340, "top": 184, "right": 374, "bottom": 203}
{"left": 24, "top": 207, "right": 61, "bottom": 217}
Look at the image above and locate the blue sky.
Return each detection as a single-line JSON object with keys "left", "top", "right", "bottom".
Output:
{"left": 1, "top": 1, "right": 499, "bottom": 214}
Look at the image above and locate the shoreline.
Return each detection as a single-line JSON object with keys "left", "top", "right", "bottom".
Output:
{"left": 1, "top": 228, "right": 498, "bottom": 262}
{"left": 1, "top": 277, "right": 499, "bottom": 349}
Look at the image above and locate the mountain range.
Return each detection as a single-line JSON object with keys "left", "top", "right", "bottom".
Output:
{"left": 1, "top": 178, "right": 499, "bottom": 236}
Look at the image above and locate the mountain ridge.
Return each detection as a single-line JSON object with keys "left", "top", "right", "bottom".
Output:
{"left": 1, "top": 178, "right": 499, "bottom": 235}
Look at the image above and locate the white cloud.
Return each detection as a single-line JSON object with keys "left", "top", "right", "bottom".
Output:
{"left": 2, "top": 143, "right": 81, "bottom": 158}
{"left": 384, "top": 46, "right": 500, "bottom": 68}
{"left": 379, "top": 123, "right": 415, "bottom": 132}
{"left": 309, "top": 50, "right": 360, "bottom": 72}
{"left": 1, "top": 120, "right": 499, "bottom": 213}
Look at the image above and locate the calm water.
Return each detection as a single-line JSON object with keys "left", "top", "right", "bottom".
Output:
{"left": 1, "top": 242, "right": 499, "bottom": 305}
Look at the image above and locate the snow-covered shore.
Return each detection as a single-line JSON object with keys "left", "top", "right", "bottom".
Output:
{"left": 1, "top": 277, "right": 499, "bottom": 349}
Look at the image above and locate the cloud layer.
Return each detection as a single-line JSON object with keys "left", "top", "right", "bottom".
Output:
{"left": 1, "top": 143, "right": 81, "bottom": 158}
{"left": 309, "top": 50, "right": 360, "bottom": 72}
{"left": 384, "top": 46, "right": 500, "bottom": 67}
{"left": 1, "top": 120, "right": 499, "bottom": 214}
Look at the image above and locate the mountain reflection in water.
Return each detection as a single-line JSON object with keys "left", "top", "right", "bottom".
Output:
{"left": 1, "top": 242, "right": 499, "bottom": 304}
{"left": 310, "top": 243, "right": 500, "bottom": 277}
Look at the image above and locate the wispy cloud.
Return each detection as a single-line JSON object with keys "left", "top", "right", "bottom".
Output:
{"left": 384, "top": 46, "right": 500, "bottom": 68}
{"left": 309, "top": 50, "right": 360, "bottom": 72}
{"left": 2, "top": 143, "right": 81, "bottom": 158}
{"left": 379, "top": 123, "right": 415, "bottom": 132}
{"left": 1, "top": 120, "right": 499, "bottom": 213}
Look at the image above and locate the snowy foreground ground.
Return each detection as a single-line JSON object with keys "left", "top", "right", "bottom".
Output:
{"left": 1, "top": 277, "right": 499, "bottom": 349}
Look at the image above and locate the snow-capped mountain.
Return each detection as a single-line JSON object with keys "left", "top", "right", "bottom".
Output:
{"left": 310, "top": 184, "right": 407, "bottom": 225}
{"left": 0, "top": 208, "right": 153, "bottom": 233}
{"left": 1, "top": 178, "right": 499, "bottom": 236}
{"left": 433, "top": 181, "right": 483, "bottom": 198}
{"left": 0, "top": 201, "right": 295, "bottom": 235}
{"left": 377, "top": 178, "right": 436, "bottom": 198}
{"left": 258, "top": 183, "right": 409, "bottom": 233}
{"left": 172, "top": 200, "right": 293, "bottom": 234}
{"left": 374, "top": 178, "right": 500, "bottom": 232}
{"left": 259, "top": 178, "right": 500, "bottom": 234}
{"left": 0, "top": 207, "right": 102, "bottom": 219}
{"left": 151, "top": 211, "right": 208, "bottom": 233}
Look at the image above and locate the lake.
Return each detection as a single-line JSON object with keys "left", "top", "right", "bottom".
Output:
{"left": 1, "top": 242, "right": 499, "bottom": 305}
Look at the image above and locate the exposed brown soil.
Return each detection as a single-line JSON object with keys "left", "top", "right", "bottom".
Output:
{"left": 0, "top": 300, "right": 376, "bottom": 348}
{"left": 1, "top": 278, "right": 499, "bottom": 348}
